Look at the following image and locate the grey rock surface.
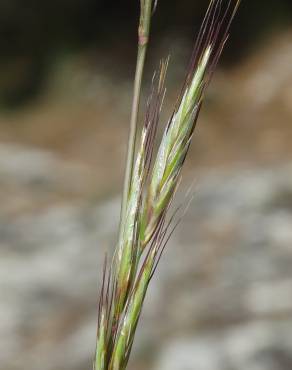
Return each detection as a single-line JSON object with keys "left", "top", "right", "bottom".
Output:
{"left": 0, "top": 143, "right": 292, "bottom": 370}
{"left": 154, "top": 321, "right": 292, "bottom": 370}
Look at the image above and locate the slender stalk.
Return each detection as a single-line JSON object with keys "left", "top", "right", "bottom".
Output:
{"left": 118, "top": 0, "right": 153, "bottom": 244}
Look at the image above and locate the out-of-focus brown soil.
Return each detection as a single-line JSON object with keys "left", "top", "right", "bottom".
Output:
{"left": 0, "top": 32, "right": 291, "bottom": 200}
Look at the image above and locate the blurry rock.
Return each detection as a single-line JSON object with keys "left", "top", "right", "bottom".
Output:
{"left": 155, "top": 321, "right": 292, "bottom": 370}
{"left": 0, "top": 143, "right": 292, "bottom": 370}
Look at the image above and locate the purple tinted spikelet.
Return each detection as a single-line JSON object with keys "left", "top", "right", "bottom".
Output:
{"left": 140, "top": 0, "right": 240, "bottom": 248}
{"left": 113, "top": 59, "right": 168, "bottom": 318}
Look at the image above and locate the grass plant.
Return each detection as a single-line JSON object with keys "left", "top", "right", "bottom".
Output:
{"left": 94, "top": 1, "right": 240, "bottom": 369}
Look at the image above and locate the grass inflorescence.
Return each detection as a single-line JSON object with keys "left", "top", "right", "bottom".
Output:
{"left": 94, "top": 1, "right": 241, "bottom": 369}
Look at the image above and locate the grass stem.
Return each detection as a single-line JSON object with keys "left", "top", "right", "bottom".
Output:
{"left": 119, "top": 0, "right": 153, "bottom": 245}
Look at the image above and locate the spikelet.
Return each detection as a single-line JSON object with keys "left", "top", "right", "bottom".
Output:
{"left": 114, "top": 59, "right": 168, "bottom": 320}
{"left": 140, "top": 0, "right": 241, "bottom": 248}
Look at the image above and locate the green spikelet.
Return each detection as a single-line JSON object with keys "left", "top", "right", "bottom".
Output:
{"left": 141, "top": 47, "right": 212, "bottom": 247}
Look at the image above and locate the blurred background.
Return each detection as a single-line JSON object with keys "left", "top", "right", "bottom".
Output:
{"left": 1, "top": 0, "right": 292, "bottom": 369}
